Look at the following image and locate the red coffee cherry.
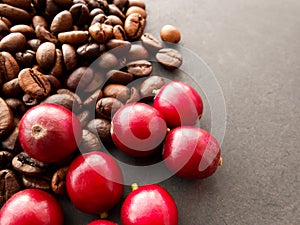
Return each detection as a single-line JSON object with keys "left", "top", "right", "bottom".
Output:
{"left": 121, "top": 184, "right": 178, "bottom": 225}
{"left": 19, "top": 103, "right": 82, "bottom": 163}
{"left": 153, "top": 81, "right": 203, "bottom": 128}
{"left": 0, "top": 189, "right": 63, "bottom": 225}
{"left": 87, "top": 220, "right": 118, "bottom": 225}
{"left": 163, "top": 126, "right": 222, "bottom": 179}
{"left": 66, "top": 151, "right": 124, "bottom": 215}
{"left": 111, "top": 102, "right": 167, "bottom": 157}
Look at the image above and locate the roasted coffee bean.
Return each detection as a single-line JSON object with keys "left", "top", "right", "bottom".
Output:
{"left": 35, "top": 25, "right": 58, "bottom": 44}
{"left": 91, "top": 13, "right": 109, "bottom": 26}
{"left": 0, "top": 169, "right": 21, "bottom": 207}
{"left": 0, "top": 19, "right": 9, "bottom": 37}
{"left": 10, "top": 25, "right": 35, "bottom": 38}
{"left": 126, "top": 0, "right": 146, "bottom": 9}
{"left": 57, "top": 88, "right": 82, "bottom": 111}
{"left": 103, "top": 84, "right": 131, "bottom": 102}
{"left": 0, "top": 52, "right": 20, "bottom": 84}
{"left": 49, "top": 49, "right": 64, "bottom": 78}
{"left": 15, "top": 50, "right": 36, "bottom": 68}
{"left": 124, "top": 13, "right": 145, "bottom": 40}
{"left": 66, "top": 67, "right": 94, "bottom": 92}
{"left": 126, "top": 6, "right": 147, "bottom": 18}
{"left": 18, "top": 68, "right": 51, "bottom": 100}
{"left": 12, "top": 152, "right": 48, "bottom": 176}
{"left": 107, "top": 15, "right": 123, "bottom": 26}
{"left": 83, "top": 71, "right": 105, "bottom": 93}
{"left": 44, "top": 75, "right": 61, "bottom": 93}
{"left": 113, "top": 0, "right": 128, "bottom": 9}
{"left": 45, "top": 0, "right": 63, "bottom": 17}
{"left": 90, "top": 8, "right": 105, "bottom": 18}
{"left": 62, "top": 44, "right": 78, "bottom": 71}
{"left": 139, "top": 75, "right": 165, "bottom": 99}
{"left": 77, "top": 43, "right": 100, "bottom": 59}
{"left": 22, "top": 93, "right": 39, "bottom": 107}
{"left": 1, "top": 78, "right": 23, "bottom": 98}
{"left": 126, "top": 86, "right": 140, "bottom": 104}
{"left": 51, "top": 166, "right": 68, "bottom": 195}
{"left": 58, "top": 31, "right": 89, "bottom": 45}
{"left": 113, "top": 24, "right": 126, "bottom": 40}
{"left": 27, "top": 39, "right": 42, "bottom": 51}
{"left": 69, "top": 3, "right": 90, "bottom": 26}
{"left": 97, "top": 52, "right": 120, "bottom": 70}
{"left": 156, "top": 48, "right": 183, "bottom": 70}
{"left": 108, "top": 4, "right": 125, "bottom": 20}
{"left": 0, "top": 32, "right": 26, "bottom": 52}
{"left": 1, "top": 0, "right": 31, "bottom": 10}
{"left": 5, "top": 98, "right": 26, "bottom": 115}
{"left": 89, "top": 22, "right": 113, "bottom": 44}
{"left": 141, "top": 33, "right": 163, "bottom": 52}
{"left": 22, "top": 174, "right": 51, "bottom": 191}
{"left": 79, "top": 129, "right": 101, "bottom": 153}
{"left": 83, "top": 89, "right": 103, "bottom": 109}
{"left": 160, "top": 24, "right": 181, "bottom": 43}
{"left": 0, "top": 97, "right": 13, "bottom": 137}
{"left": 87, "top": 118, "right": 112, "bottom": 144}
{"left": 127, "top": 44, "right": 148, "bottom": 61}
{"left": 32, "top": 15, "right": 48, "bottom": 29}
{"left": 106, "top": 39, "right": 131, "bottom": 52}
{"left": 126, "top": 60, "right": 152, "bottom": 77}
{"left": 1, "top": 125, "right": 22, "bottom": 153}
{"left": 76, "top": 110, "right": 90, "bottom": 128}
{"left": 106, "top": 69, "right": 133, "bottom": 84}
{"left": 50, "top": 10, "right": 73, "bottom": 35}
{"left": 53, "top": 0, "right": 73, "bottom": 8}
{"left": 0, "top": 17, "right": 11, "bottom": 28}
{"left": 95, "top": 97, "right": 123, "bottom": 119}
{"left": 42, "top": 93, "right": 81, "bottom": 112}
{"left": 0, "top": 151, "right": 13, "bottom": 169}
{"left": 0, "top": 4, "right": 31, "bottom": 23}
{"left": 36, "top": 42, "right": 56, "bottom": 70}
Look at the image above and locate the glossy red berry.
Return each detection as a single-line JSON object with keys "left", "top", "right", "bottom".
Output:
{"left": 0, "top": 189, "right": 63, "bottom": 225}
{"left": 153, "top": 81, "right": 203, "bottom": 128}
{"left": 18, "top": 103, "right": 82, "bottom": 163}
{"left": 163, "top": 126, "right": 221, "bottom": 179}
{"left": 111, "top": 102, "right": 167, "bottom": 157}
{"left": 66, "top": 151, "right": 124, "bottom": 214}
{"left": 87, "top": 220, "right": 118, "bottom": 225}
{"left": 121, "top": 184, "right": 178, "bottom": 225}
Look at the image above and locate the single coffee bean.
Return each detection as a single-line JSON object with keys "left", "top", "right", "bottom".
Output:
{"left": 0, "top": 17, "right": 11, "bottom": 29}
{"left": 107, "top": 15, "right": 123, "bottom": 26}
{"left": 156, "top": 48, "right": 183, "bottom": 70}
{"left": 90, "top": 13, "right": 109, "bottom": 26}
{"left": 22, "top": 93, "right": 39, "bottom": 107}
{"left": 35, "top": 25, "right": 58, "bottom": 44}
{"left": 49, "top": 49, "right": 64, "bottom": 78}
{"left": 113, "top": 24, "right": 127, "bottom": 40}
{"left": 1, "top": 78, "right": 23, "bottom": 98}
{"left": 32, "top": 15, "right": 48, "bottom": 29}
{"left": 113, "top": 0, "right": 128, "bottom": 10}
{"left": 15, "top": 50, "right": 36, "bottom": 68}
{"left": 62, "top": 44, "right": 78, "bottom": 71}
{"left": 97, "top": 52, "right": 120, "bottom": 70}
{"left": 12, "top": 152, "right": 48, "bottom": 176}
{"left": 126, "top": 60, "right": 152, "bottom": 77}
{"left": 77, "top": 43, "right": 100, "bottom": 59}
{"left": 45, "top": 0, "right": 63, "bottom": 17}
{"left": 124, "top": 13, "right": 145, "bottom": 40}
{"left": 83, "top": 89, "right": 103, "bottom": 109}
{"left": 0, "top": 32, "right": 26, "bottom": 52}
{"left": 76, "top": 110, "right": 91, "bottom": 128}
{"left": 27, "top": 39, "right": 42, "bottom": 51}
{"left": 160, "top": 24, "right": 181, "bottom": 43}
{"left": 1, "top": 0, "right": 31, "bottom": 10}
{"left": 0, "top": 19, "right": 9, "bottom": 37}
{"left": 141, "top": 33, "right": 163, "bottom": 52}
{"left": 18, "top": 68, "right": 51, "bottom": 100}
{"left": 42, "top": 93, "right": 80, "bottom": 112}
{"left": 106, "top": 69, "right": 133, "bottom": 84}
{"left": 103, "top": 84, "right": 131, "bottom": 102}
{"left": 79, "top": 129, "right": 101, "bottom": 153}
{"left": 0, "top": 4, "right": 31, "bottom": 23}
{"left": 83, "top": 71, "right": 105, "bottom": 93}
{"left": 0, "top": 169, "right": 21, "bottom": 207}
{"left": 89, "top": 22, "right": 113, "bottom": 44}
{"left": 69, "top": 3, "right": 90, "bottom": 26}
{"left": 5, "top": 98, "right": 26, "bottom": 115}
{"left": 126, "top": 86, "right": 140, "bottom": 104}
{"left": 1, "top": 125, "right": 22, "bottom": 153}
{"left": 0, "top": 51, "right": 20, "bottom": 84}
{"left": 126, "top": 0, "right": 146, "bottom": 9}
{"left": 36, "top": 42, "right": 56, "bottom": 70}
{"left": 87, "top": 118, "right": 112, "bottom": 144}
{"left": 22, "top": 174, "right": 52, "bottom": 191}
{"left": 44, "top": 75, "right": 61, "bottom": 93}
{"left": 0, "top": 151, "right": 13, "bottom": 169}
{"left": 50, "top": 10, "right": 73, "bottom": 35}
{"left": 10, "top": 25, "right": 35, "bottom": 39}
{"left": 106, "top": 39, "right": 131, "bottom": 53}
{"left": 0, "top": 97, "right": 13, "bottom": 137}
{"left": 51, "top": 166, "right": 69, "bottom": 195}
{"left": 126, "top": 6, "right": 147, "bottom": 18}
{"left": 57, "top": 88, "right": 82, "bottom": 111}
{"left": 139, "top": 75, "right": 165, "bottom": 99}
{"left": 58, "top": 31, "right": 89, "bottom": 45}
{"left": 90, "top": 8, "right": 104, "bottom": 18}
{"left": 127, "top": 44, "right": 149, "bottom": 62}
{"left": 95, "top": 97, "right": 123, "bottom": 119}
{"left": 108, "top": 4, "right": 125, "bottom": 20}
{"left": 66, "top": 67, "right": 94, "bottom": 92}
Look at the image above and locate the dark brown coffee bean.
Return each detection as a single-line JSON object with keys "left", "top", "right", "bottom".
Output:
{"left": 0, "top": 97, "right": 13, "bottom": 138}
{"left": 0, "top": 4, "right": 31, "bottom": 23}
{"left": 83, "top": 71, "right": 105, "bottom": 93}
{"left": 87, "top": 118, "right": 112, "bottom": 144}
{"left": 126, "top": 60, "right": 152, "bottom": 77}
{"left": 127, "top": 44, "right": 148, "bottom": 62}
{"left": 0, "top": 32, "right": 26, "bottom": 52}
{"left": 124, "top": 13, "right": 145, "bottom": 40}
{"left": 156, "top": 48, "right": 183, "bottom": 70}
{"left": 50, "top": 10, "right": 73, "bottom": 35}
{"left": 139, "top": 75, "right": 165, "bottom": 99}
{"left": 1, "top": 0, "right": 31, "bottom": 10}
{"left": 22, "top": 93, "right": 39, "bottom": 107}
{"left": 69, "top": 3, "right": 90, "bottom": 26}
{"left": 53, "top": 0, "right": 73, "bottom": 8}
{"left": 113, "top": 0, "right": 128, "bottom": 9}
{"left": 126, "top": 0, "right": 145, "bottom": 9}
{"left": 57, "top": 88, "right": 82, "bottom": 111}
{"left": 90, "top": 8, "right": 104, "bottom": 18}
{"left": 22, "top": 174, "right": 51, "bottom": 191}
{"left": 15, "top": 50, "right": 36, "bottom": 68}
{"left": 113, "top": 24, "right": 126, "bottom": 40}
{"left": 18, "top": 68, "right": 51, "bottom": 100}
{"left": 35, "top": 25, "right": 58, "bottom": 44}
{"left": 91, "top": 13, "right": 109, "bottom": 26}
{"left": 126, "top": 86, "right": 140, "bottom": 104}
{"left": 62, "top": 44, "right": 78, "bottom": 71}
{"left": 106, "top": 39, "right": 131, "bottom": 53}
{"left": 0, "top": 19, "right": 9, "bottom": 37}
{"left": 1, "top": 78, "right": 23, "bottom": 98}
{"left": 0, "top": 169, "right": 21, "bottom": 207}
{"left": 0, "top": 52, "right": 20, "bottom": 84}
{"left": 108, "top": 4, "right": 125, "bottom": 20}
{"left": 42, "top": 93, "right": 80, "bottom": 112}
{"left": 107, "top": 15, "right": 123, "bottom": 26}
{"left": 96, "top": 97, "right": 123, "bottom": 119}
{"left": 51, "top": 166, "right": 68, "bottom": 195}
{"left": 58, "top": 31, "right": 89, "bottom": 45}
{"left": 0, "top": 151, "right": 13, "bottom": 169}
{"left": 66, "top": 67, "right": 94, "bottom": 92}
{"left": 45, "top": 0, "right": 62, "bottom": 17}
{"left": 76, "top": 110, "right": 90, "bottom": 128}
{"left": 1, "top": 124, "right": 22, "bottom": 153}
{"left": 89, "top": 22, "right": 113, "bottom": 44}
{"left": 44, "top": 75, "right": 61, "bottom": 93}
{"left": 126, "top": 6, "right": 147, "bottom": 18}
{"left": 36, "top": 42, "right": 56, "bottom": 70}
{"left": 97, "top": 52, "right": 120, "bottom": 70}
{"left": 83, "top": 89, "right": 103, "bottom": 109}
{"left": 49, "top": 49, "right": 64, "bottom": 78}
{"left": 10, "top": 25, "right": 35, "bottom": 38}
{"left": 77, "top": 43, "right": 100, "bottom": 59}
{"left": 106, "top": 69, "right": 133, "bottom": 84}
{"left": 27, "top": 39, "right": 42, "bottom": 51}
{"left": 5, "top": 98, "right": 26, "bottom": 115}
{"left": 0, "top": 17, "right": 11, "bottom": 29}
{"left": 103, "top": 84, "right": 130, "bottom": 102}
{"left": 12, "top": 152, "right": 48, "bottom": 176}
{"left": 79, "top": 129, "right": 101, "bottom": 153}
{"left": 141, "top": 33, "right": 163, "bottom": 52}
{"left": 32, "top": 16, "right": 48, "bottom": 29}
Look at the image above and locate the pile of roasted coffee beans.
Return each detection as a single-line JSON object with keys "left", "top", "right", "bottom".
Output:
{"left": 0, "top": 0, "right": 222, "bottom": 224}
